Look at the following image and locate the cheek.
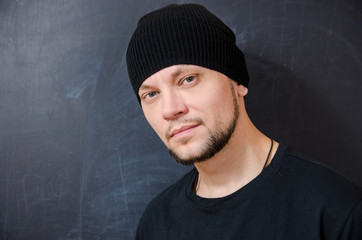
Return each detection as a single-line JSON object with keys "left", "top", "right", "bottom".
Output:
{"left": 188, "top": 82, "right": 234, "bottom": 124}
{"left": 143, "top": 109, "right": 164, "bottom": 137}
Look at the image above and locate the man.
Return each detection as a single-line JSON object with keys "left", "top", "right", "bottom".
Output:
{"left": 126, "top": 3, "right": 362, "bottom": 240}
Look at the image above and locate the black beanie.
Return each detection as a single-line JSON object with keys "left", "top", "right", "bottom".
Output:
{"left": 126, "top": 3, "right": 249, "bottom": 98}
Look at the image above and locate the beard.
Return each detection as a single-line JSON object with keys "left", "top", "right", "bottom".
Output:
{"left": 167, "top": 83, "right": 240, "bottom": 166}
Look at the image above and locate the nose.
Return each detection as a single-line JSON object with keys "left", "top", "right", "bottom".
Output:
{"left": 161, "top": 92, "right": 188, "bottom": 120}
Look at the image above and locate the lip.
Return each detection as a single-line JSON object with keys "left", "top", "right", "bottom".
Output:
{"left": 170, "top": 124, "right": 199, "bottom": 138}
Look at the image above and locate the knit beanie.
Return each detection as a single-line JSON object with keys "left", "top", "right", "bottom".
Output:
{"left": 126, "top": 3, "right": 249, "bottom": 98}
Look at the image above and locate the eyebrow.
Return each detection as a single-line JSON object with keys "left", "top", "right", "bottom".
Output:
{"left": 171, "top": 67, "right": 186, "bottom": 79}
{"left": 139, "top": 84, "right": 152, "bottom": 91}
{"left": 139, "top": 66, "right": 189, "bottom": 92}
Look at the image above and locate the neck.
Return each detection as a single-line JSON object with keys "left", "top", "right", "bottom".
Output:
{"left": 194, "top": 112, "right": 278, "bottom": 198}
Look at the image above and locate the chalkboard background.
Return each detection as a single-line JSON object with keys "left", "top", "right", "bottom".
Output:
{"left": 1, "top": 0, "right": 361, "bottom": 239}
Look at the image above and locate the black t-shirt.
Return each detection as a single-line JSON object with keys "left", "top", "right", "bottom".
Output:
{"left": 136, "top": 143, "right": 362, "bottom": 240}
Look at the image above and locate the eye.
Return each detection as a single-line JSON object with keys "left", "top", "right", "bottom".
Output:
{"left": 181, "top": 75, "right": 196, "bottom": 85}
{"left": 142, "top": 91, "right": 158, "bottom": 100}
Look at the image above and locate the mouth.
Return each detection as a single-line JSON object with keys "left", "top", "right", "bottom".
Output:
{"left": 169, "top": 124, "right": 200, "bottom": 138}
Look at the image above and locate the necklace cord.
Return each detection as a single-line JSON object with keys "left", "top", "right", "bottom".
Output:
{"left": 194, "top": 138, "right": 274, "bottom": 194}
{"left": 263, "top": 138, "right": 273, "bottom": 170}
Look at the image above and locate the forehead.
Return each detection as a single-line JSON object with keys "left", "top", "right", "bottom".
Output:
{"left": 139, "top": 64, "right": 206, "bottom": 90}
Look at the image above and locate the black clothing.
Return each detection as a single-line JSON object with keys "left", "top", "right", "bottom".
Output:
{"left": 126, "top": 3, "right": 249, "bottom": 98}
{"left": 136, "top": 143, "right": 362, "bottom": 240}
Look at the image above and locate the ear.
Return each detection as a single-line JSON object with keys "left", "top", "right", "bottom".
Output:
{"left": 236, "top": 84, "right": 248, "bottom": 97}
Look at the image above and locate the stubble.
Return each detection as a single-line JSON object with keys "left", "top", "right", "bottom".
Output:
{"left": 167, "top": 83, "right": 240, "bottom": 166}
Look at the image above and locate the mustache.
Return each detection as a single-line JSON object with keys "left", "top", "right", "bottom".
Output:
{"left": 165, "top": 117, "right": 204, "bottom": 140}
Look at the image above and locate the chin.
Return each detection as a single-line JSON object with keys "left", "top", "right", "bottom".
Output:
{"left": 167, "top": 144, "right": 211, "bottom": 166}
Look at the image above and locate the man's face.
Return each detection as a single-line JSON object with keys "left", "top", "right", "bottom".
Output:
{"left": 138, "top": 65, "right": 240, "bottom": 166}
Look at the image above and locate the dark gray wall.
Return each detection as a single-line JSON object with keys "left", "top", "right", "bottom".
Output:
{"left": 1, "top": 0, "right": 361, "bottom": 239}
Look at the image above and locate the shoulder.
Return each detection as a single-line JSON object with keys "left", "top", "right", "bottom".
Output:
{"left": 150, "top": 168, "right": 194, "bottom": 204}
{"left": 140, "top": 168, "right": 195, "bottom": 219}
{"left": 271, "top": 144, "right": 362, "bottom": 237}
{"left": 278, "top": 144, "right": 362, "bottom": 210}
{"left": 136, "top": 168, "right": 195, "bottom": 238}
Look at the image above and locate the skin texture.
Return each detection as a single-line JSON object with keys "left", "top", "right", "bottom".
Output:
{"left": 139, "top": 64, "right": 278, "bottom": 198}
{"left": 139, "top": 65, "right": 239, "bottom": 165}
